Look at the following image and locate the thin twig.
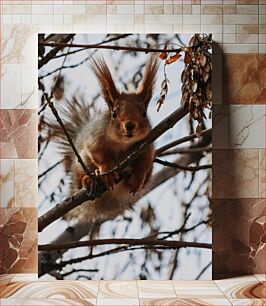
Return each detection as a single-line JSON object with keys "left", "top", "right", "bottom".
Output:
{"left": 44, "top": 93, "right": 92, "bottom": 177}
{"left": 39, "top": 41, "right": 185, "bottom": 53}
{"left": 196, "top": 261, "right": 212, "bottom": 280}
{"left": 60, "top": 268, "right": 98, "bottom": 277}
{"left": 155, "top": 128, "right": 212, "bottom": 156}
{"left": 154, "top": 158, "right": 212, "bottom": 171}
{"left": 38, "top": 34, "right": 75, "bottom": 69}
{"left": 38, "top": 159, "right": 63, "bottom": 179}
{"left": 158, "top": 145, "right": 212, "bottom": 156}
{"left": 52, "top": 34, "right": 133, "bottom": 60}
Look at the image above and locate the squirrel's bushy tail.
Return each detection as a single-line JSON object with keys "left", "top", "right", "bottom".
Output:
{"left": 46, "top": 97, "right": 91, "bottom": 173}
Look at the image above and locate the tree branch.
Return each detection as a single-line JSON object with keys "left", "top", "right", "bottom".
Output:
{"left": 52, "top": 34, "right": 133, "bottom": 60}
{"left": 38, "top": 106, "right": 188, "bottom": 232}
{"left": 154, "top": 158, "right": 212, "bottom": 171}
{"left": 155, "top": 128, "right": 212, "bottom": 156}
{"left": 101, "top": 106, "right": 188, "bottom": 176}
{"left": 38, "top": 41, "right": 185, "bottom": 54}
{"left": 38, "top": 34, "right": 75, "bottom": 69}
{"left": 39, "top": 238, "right": 211, "bottom": 252}
{"left": 158, "top": 145, "right": 212, "bottom": 156}
{"left": 38, "top": 159, "right": 63, "bottom": 179}
{"left": 44, "top": 93, "right": 92, "bottom": 177}
{"left": 38, "top": 131, "right": 211, "bottom": 276}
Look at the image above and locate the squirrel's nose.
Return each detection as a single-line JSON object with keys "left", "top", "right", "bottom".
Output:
{"left": 125, "top": 121, "right": 136, "bottom": 131}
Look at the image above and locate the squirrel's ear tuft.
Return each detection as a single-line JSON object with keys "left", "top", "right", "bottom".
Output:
{"left": 90, "top": 57, "right": 119, "bottom": 108}
{"left": 137, "top": 54, "right": 159, "bottom": 107}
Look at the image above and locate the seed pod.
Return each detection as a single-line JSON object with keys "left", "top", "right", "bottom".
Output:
{"left": 203, "top": 72, "right": 209, "bottom": 83}
{"left": 192, "top": 81, "right": 198, "bottom": 93}
{"left": 200, "top": 53, "right": 207, "bottom": 67}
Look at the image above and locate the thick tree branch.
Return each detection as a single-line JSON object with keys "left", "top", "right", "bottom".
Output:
{"left": 38, "top": 131, "right": 211, "bottom": 276}
{"left": 39, "top": 238, "right": 211, "bottom": 252}
{"left": 38, "top": 106, "right": 188, "bottom": 232}
{"left": 102, "top": 106, "right": 188, "bottom": 176}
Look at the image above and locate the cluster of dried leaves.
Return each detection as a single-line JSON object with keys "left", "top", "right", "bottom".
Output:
{"left": 181, "top": 34, "right": 212, "bottom": 135}
{"left": 157, "top": 34, "right": 212, "bottom": 136}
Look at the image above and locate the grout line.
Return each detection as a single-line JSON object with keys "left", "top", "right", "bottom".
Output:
{"left": 136, "top": 279, "right": 140, "bottom": 305}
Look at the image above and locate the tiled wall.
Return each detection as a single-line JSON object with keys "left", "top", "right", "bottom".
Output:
{"left": 0, "top": 0, "right": 265, "bottom": 279}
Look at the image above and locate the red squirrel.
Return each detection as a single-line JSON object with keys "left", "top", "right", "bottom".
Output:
{"left": 49, "top": 55, "right": 159, "bottom": 222}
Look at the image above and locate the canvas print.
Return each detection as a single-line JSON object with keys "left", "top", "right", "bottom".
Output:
{"left": 38, "top": 33, "right": 212, "bottom": 280}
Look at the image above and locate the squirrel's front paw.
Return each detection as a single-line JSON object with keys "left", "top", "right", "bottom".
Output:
{"left": 96, "top": 168, "right": 119, "bottom": 190}
{"left": 127, "top": 174, "right": 146, "bottom": 195}
{"left": 81, "top": 175, "right": 92, "bottom": 189}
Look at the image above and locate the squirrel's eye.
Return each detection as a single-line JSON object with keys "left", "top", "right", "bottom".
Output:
{"left": 143, "top": 110, "right": 147, "bottom": 117}
{"left": 111, "top": 110, "right": 117, "bottom": 118}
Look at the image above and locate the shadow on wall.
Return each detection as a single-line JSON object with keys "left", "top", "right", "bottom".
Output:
{"left": 212, "top": 42, "right": 266, "bottom": 280}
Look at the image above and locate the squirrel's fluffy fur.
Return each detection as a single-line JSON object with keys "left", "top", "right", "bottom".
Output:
{"left": 48, "top": 55, "right": 159, "bottom": 223}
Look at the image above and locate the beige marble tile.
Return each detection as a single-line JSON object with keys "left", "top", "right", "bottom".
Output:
{"left": 0, "top": 208, "right": 37, "bottom": 274}
{"left": 21, "top": 63, "right": 38, "bottom": 109}
{"left": 182, "top": 4, "right": 192, "bottom": 14}
{"left": 201, "top": 15, "right": 223, "bottom": 24}
{"left": 1, "top": 25, "right": 38, "bottom": 64}
{"left": 223, "top": 25, "right": 236, "bottom": 33}
{"left": 236, "top": 0, "right": 258, "bottom": 3}
{"left": 223, "top": 55, "right": 264, "bottom": 103}
{"left": 237, "top": 25, "right": 259, "bottom": 34}
{"left": 223, "top": 33, "right": 236, "bottom": 43}
{"left": 98, "top": 281, "right": 138, "bottom": 299}
{"left": 259, "top": 149, "right": 265, "bottom": 198}
{"left": 237, "top": 33, "right": 259, "bottom": 44}
{"left": 14, "top": 159, "right": 37, "bottom": 207}
{"left": 0, "top": 299, "right": 96, "bottom": 305}
{"left": 223, "top": 5, "right": 237, "bottom": 14}
{"left": 172, "top": 281, "right": 225, "bottom": 298}
{"left": 201, "top": 25, "right": 223, "bottom": 33}
{"left": 96, "top": 299, "right": 139, "bottom": 305}
{"left": 213, "top": 149, "right": 259, "bottom": 198}
{"left": 1, "top": 281, "right": 99, "bottom": 299}
{"left": 201, "top": 5, "right": 223, "bottom": 14}
{"left": 215, "top": 275, "right": 259, "bottom": 284}
{"left": 87, "top": 4, "right": 107, "bottom": 15}
{"left": 215, "top": 281, "right": 265, "bottom": 299}
{"left": 144, "top": 14, "right": 182, "bottom": 24}
{"left": 0, "top": 110, "right": 38, "bottom": 159}
{"left": 183, "top": 14, "right": 200, "bottom": 24}
{"left": 140, "top": 298, "right": 232, "bottom": 305}
{"left": 237, "top": 4, "right": 259, "bottom": 14}
{"left": 223, "top": 14, "right": 258, "bottom": 24}
{"left": 254, "top": 274, "right": 266, "bottom": 282}
{"left": 213, "top": 199, "right": 266, "bottom": 277}
{"left": 1, "top": 64, "right": 22, "bottom": 109}
{"left": 144, "top": 5, "right": 164, "bottom": 14}
{"left": 229, "top": 105, "right": 265, "bottom": 149}
{"left": 137, "top": 281, "right": 176, "bottom": 298}
{"left": 229, "top": 300, "right": 266, "bottom": 306}
{"left": 0, "top": 159, "right": 15, "bottom": 208}
{"left": 32, "top": 4, "right": 54, "bottom": 15}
